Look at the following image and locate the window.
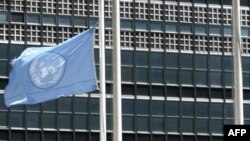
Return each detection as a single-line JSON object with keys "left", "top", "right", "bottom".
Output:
{"left": 151, "top": 100, "right": 165, "bottom": 116}
{"left": 122, "top": 67, "right": 133, "bottom": 82}
{"left": 11, "top": 13, "right": 24, "bottom": 22}
{"left": 151, "top": 68, "right": 163, "bottom": 83}
{"left": 196, "top": 71, "right": 208, "bottom": 85}
{"left": 211, "top": 103, "right": 223, "bottom": 117}
{"left": 241, "top": 27, "right": 249, "bottom": 37}
{"left": 122, "top": 50, "right": 133, "bottom": 65}
{"left": 136, "top": 51, "right": 148, "bottom": 66}
{"left": 180, "top": 23, "right": 192, "bottom": 33}
{"left": 121, "top": 19, "right": 133, "bottom": 29}
{"left": 165, "top": 22, "right": 177, "bottom": 33}
{"left": 58, "top": 16, "right": 71, "bottom": 26}
{"left": 166, "top": 69, "right": 178, "bottom": 84}
{"left": 181, "top": 70, "right": 193, "bottom": 85}
{"left": 166, "top": 101, "right": 179, "bottom": 116}
{"left": 75, "top": 115, "right": 88, "bottom": 129}
{"left": 27, "top": 13, "right": 40, "bottom": 24}
{"left": 196, "top": 55, "right": 207, "bottom": 69}
{"left": 242, "top": 57, "right": 250, "bottom": 71}
{"left": 123, "top": 116, "right": 134, "bottom": 131}
{"left": 136, "top": 100, "right": 149, "bottom": 115}
{"left": 210, "top": 55, "right": 222, "bottom": 70}
{"left": 180, "top": 54, "right": 193, "bottom": 69}
{"left": 135, "top": 20, "right": 148, "bottom": 30}
{"left": 0, "top": 11, "right": 8, "bottom": 22}
{"left": 122, "top": 99, "right": 134, "bottom": 114}
{"left": 196, "top": 102, "right": 209, "bottom": 117}
{"left": 137, "top": 116, "right": 149, "bottom": 131}
{"left": 166, "top": 53, "right": 178, "bottom": 68}
{"left": 74, "top": 17, "right": 86, "bottom": 26}
{"left": 150, "top": 21, "right": 162, "bottom": 31}
{"left": 89, "top": 17, "right": 98, "bottom": 27}
{"left": 152, "top": 117, "right": 164, "bottom": 131}
{"left": 209, "top": 25, "right": 221, "bottom": 35}
{"left": 167, "top": 118, "right": 179, "bottom": 132}
{"left": 195, "top": 24, "right": 206, "bottom": 35}
{"left": 181, "top": 102, "right": 194, "bottom": 116}
{"left": 224, "top": 56, "right": 233, "bottom": 71}
{"left": 210, "top": 71, "right": 222, "bottom": 86}
{"left": 0, "top": 44, "right": 8, "bottom": 59}
{"left": 0, "top": 62, "right": 7, "bottom": 76}
{"left": 224, "top": 26, "right": 232, "bottom": 36}
{"left": 136, "top": 68, "right": 148, "bottom": 82}
{"left": 151, "top": 52, "right": 163, "bottom": 67}
{"left": 43, "top": 15, "right": 56, "bottom": 24}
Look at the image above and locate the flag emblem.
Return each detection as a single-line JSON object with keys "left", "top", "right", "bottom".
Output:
{"left": 28, "top": 52, "right": 66, "bottom": 89}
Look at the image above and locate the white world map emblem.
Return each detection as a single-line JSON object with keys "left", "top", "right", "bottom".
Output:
{"left": 28, "top": 52, "right": 66, "bottom": 89}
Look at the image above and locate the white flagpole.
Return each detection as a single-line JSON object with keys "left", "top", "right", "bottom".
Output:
{"left": 232, "top": 0, "right": 244, "bottom": 124}
{"left": 112, "top": 0, "right": 122, "bottom": 141}
{"left": 99, "top": 0, "right": 107, "bottom": 141}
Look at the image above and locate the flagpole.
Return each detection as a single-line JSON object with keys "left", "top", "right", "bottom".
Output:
{"left": 232, "top": 0, "right": 244, "bottom": 124}
{"left": 99, "top": 0, "right": 107, "bottom": 141}
{"left": 112, "top": 0, "right": 122, "bottom": 141}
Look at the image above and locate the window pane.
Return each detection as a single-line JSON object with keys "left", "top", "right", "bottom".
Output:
{"left": 27, "top": 131, "right": 41, "bottom": 141}
{"left": 74, "top": 97, "right": 87, "bottom": 113}
{"left": 44, "top": 132, "right": 57, "bottom": 141}
{"left": 90, "top": 115, "right": 99, "bottom": 130}
{"left": 180, "top": 23, "right": 192, "bottom": 33}
{"left": 182, "top": 87, "right": 194, "bottom": 97}
{"left": 27, "top": 113, "right": 40, "bottom": 128}
{"left": 137, "top": 116, "right": 149, "bottom": 131}
{"left": 90, "top": 98, "right": 99, "bottom": 113}
{"left": 121, "top": 20, "right": 133, "bottom": 29}
{"left": 122, "top": 84, "right": 134, "bottom": 95}
{"left": 43, "top": 15, "right": 55, "bottom": 24}
{"left": 151, "top": 68, "right": 163, "bottom": 83}
{"left": 211, "top": 103, "right": 223, "bottom": 117}
{"left": 180, "top": 54, "right": 193, "bottom": 68}
{"left": 74, "top": 17, "right": 86, "bottom": 26}
{"left": 150, "top": 21, "right": 162, "bottom": 31}
{"left": 11, "top": 131, "right": 24, "bottom": 141}
{"left": 181, "top": 70, "right": 193, "bottom": 85}
{"left": 196, "top": 88, "right": 209, "bottom": 98}
{"left": 181, "top": 102, "right": 194, "bottom": 116}
{"left": 151, "top": 100, "right": 165, "bottom": 115}
{"left": 166, "top": 101, "right": 179, "bottom": 116}
{"left": 59, "top": 98, "right": 72, "bottom": 112}
{"left": 167, "top": 118, "right": 179, "bottom": 132}
{"left": 224, "top": 26, "right": 232, "bottom": 36}
{"left": 27, "top": 14, "right": 40, "bottom": 24}
{"left": 11, "top": 112, "right": 24, "bottom": 127}
{"left": 224, "top": 56, "right": 233, "bottom": 71}
{"left": 195, "top": 24, "right": 206, "bottom": 34}
{"left": 135, "top": 20, "right": 148, "bottom": 30}
{"left": 242, "top": 57, "right": 250, "bottom": 71}
{"left": 196, "top": 102, "right": 209, "bottom": 117}
{"left": 181, "top": 118, "right": 194, "bottom": 133}
{"left": 211, "top": 88, "right": 223, "bottom": 99}
{"left": 59, "top": 114, "right": 72, "bottom": 129}
{"left": 122, "top": 99, "right": 134, "bottom": 114}
{"left": 136, "top": 85, "right": 149, "bottom": 96}
{"left": 197, "top": 119, "right": 209, "bottom": 133}
{"left": 122, "top": 67, "right": 133, "bottom": 82}
{"left": 225, "top": 72, "right": 232, "bottom": 86}
{"left": 89, "top": 17, "right": 98, "bottom": 27}
{"left": 152, "top": 117, "right": 164, "bottom": 132}
{"left": 196, "top": 71, "right": 207, "bottom": 85}
{"left": 244, "top": 73, "right": 250, "bottom": 87}
{"left": 11, "top": 13, "right": 24, "bottom": 22}
{"left": 166, "top": 69, "right": 178, "bottom": 84}
{"left": 152, "top": 86, "right": 164, "bottom": 96}
{"left": 244, "top": 104, "right": 250, "bottom": 118}
{"left": 44, "top": 114, "right": 56, "bottom": 128}
{"left": 136, "top": 51, "right": 148, "bottom": 66}
{"left": 136, "top": 68, "right": 148, "bottom": 82}
{"left": 211, "top": 119, "right": 223, "bottom": 133}
{"left": 225, "top": 103, "right": 233, "bottom": 118}
{"left": 151, "top": 52, "right": 163, "bottom": 67}
{"left": 0, "top": 62, "right": 7, "bottom": 76}
{"left": 136, "top": 100, "right": 149, "bottom": 115}
{"left": 123, "top": 116, "right": 134, "bottom": 131}
{"left": 210, "top": 55, "right": 222, "bottom": 70}
{"left": 0, "top": 112, "right": 7, "bottom": 126}
{"left": 167, "top": 87, "right": 179, "bottom": 97}
{"left": 75, "top": 115, "right": 88, "bottom": 130}
{"left": 241, "top": 27, "right": 249, "bottom": 37}
{"left": 196, "top": 55, "right": 207, "bottom": 69}
{"left": 122, "top": 50, "right": 133, "bottom": 65}
{"left": 166, "top": 53, "right": 178, "bottom": 68}
{"left": 0, "top": 11, "right": 8, "bottom": 22}
{"left": 209, "top": 25, "right": 221, "bottom": 35}
{"left": 165, "top": 22, "right": 177, "bottom": 32}
{"left": 0, "top": 44, "right": 8, "bottom": 59}
{"left": 210, "top": 71, "right": 222, "bottom": 86}
{"left": 58, "top": 16, "right": 71, "bottom": 26}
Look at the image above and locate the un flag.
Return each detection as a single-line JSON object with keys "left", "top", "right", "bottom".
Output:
{"left": 4, "top": 28, "right": 98, "bottom": 107}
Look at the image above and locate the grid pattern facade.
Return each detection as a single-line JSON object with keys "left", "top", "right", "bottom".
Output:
{"left": 1, "top": 0, "right": 250, "bottom": 141}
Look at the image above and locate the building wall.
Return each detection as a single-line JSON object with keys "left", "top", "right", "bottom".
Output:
{"left": 1, "top": 0, "right": 250, "bottom": 141}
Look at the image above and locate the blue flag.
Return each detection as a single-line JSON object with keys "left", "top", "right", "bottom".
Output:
{"left": 4, "top": 28, "right": 98, "bottom": 107}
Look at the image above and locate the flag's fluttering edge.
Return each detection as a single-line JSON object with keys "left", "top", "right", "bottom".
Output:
{"left": 4, "top": 28, "right": 98, "bottom": 107}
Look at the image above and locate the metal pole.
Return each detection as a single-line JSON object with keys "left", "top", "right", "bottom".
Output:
{"left": 112, "top": 0, "right": 122, "bottom": 141}
{"left": 232, "top": 0, "right": 244, "bottom": 124}
{"left": 99, "top": 0, "right": 107, "bottom": 141}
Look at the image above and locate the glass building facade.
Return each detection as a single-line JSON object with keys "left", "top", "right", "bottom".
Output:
{"left": 1, "top": 0, "right": 250, "bottom": 141}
